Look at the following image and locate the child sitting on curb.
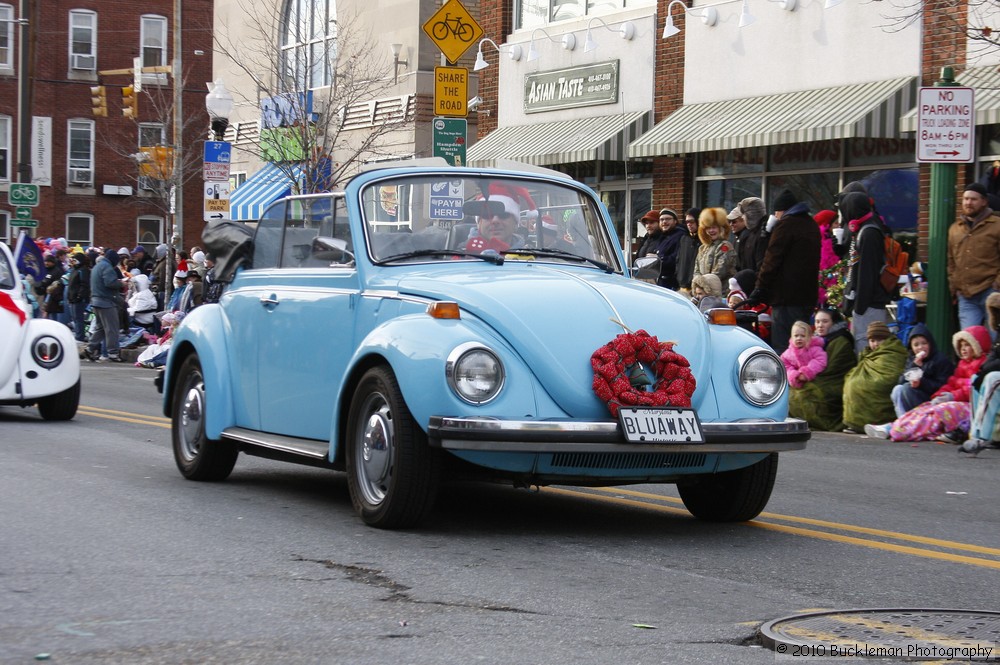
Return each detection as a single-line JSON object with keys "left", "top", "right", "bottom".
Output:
{"left": 960, "top": 293, "right": 1000, "bottom": 454}
{"left": 864, "top": 325, "right": 991, "bottom": 442}
{"left": 781, "top": 321, "right": 828, "bottom": 389}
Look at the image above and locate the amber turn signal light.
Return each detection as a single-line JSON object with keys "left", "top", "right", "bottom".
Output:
{"left": 706, "top": 308, "right": 737, "bottom": 325}
{"left": 427, "top": 301, "right": 461, "bottom": 319}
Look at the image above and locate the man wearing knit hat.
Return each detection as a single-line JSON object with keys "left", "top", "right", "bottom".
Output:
{"left": 747, "top": 188, "right": 821, "bottom": 355}
{"left": 727, "top": 197, "right": 767, "bottom": 273}
{"left": 948, "top": 182, "right": 1000, "bottom": 335}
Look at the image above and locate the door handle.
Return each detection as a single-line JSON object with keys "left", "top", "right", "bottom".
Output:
{"left": 259, "top": 295, "right": 279, "bottom": 307}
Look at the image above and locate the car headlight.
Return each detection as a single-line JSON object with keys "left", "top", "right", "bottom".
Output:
{"left": 31, "top": 335, "right": 64, "bottom": 369}
{"left": 737, "top": 347, "right": 785, "bottom": 406}
{"left": 446, "top": 343, "right": 505, "bottom": 405}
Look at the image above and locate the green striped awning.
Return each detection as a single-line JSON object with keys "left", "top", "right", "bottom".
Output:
{"left": 900, "top": 65, "right": 1000, "bottom": 132}
{"left": 629, "top": 77, "right": 918, "bottom": 158}
{"left": 466, "top": 111, "right": 653, "bottom": 166}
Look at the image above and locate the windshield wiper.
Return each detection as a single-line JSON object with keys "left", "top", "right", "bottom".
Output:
{"left": 375, "top": 248, "right": 504, "bottom": 265}
{"left": 501, "top": 248, "right": 614, "bottom": 273}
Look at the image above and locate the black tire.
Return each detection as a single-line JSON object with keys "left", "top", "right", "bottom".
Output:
{"left": 171, "top": 354, "right": 238, "bottom": 481}
{"left": 37, "top": 380, "right": 80, "bottom": 421}
{"left": 345, "top": 366, "right": 440, "bottom": 529}
{"left": 678, "top": 453, "right": 778, "bottom": 522}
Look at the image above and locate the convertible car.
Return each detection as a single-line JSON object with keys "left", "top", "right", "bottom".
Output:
{"left": 159, "top": 161, "right": 808, "bottom": 528}
{"left": 0, "top": 240, "right": 80, "bottom": 420}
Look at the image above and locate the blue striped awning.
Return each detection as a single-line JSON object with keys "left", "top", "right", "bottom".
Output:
{"left": 230, "top": 163, "right": 304, "bottom": 221}
{"left": 466, "top": 111, "right": 653, "bottom": 166}
{"left": 629, "top": 77, "right": 917, "bottom": 157}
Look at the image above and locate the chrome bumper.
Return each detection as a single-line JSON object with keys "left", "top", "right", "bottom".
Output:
{"left": 427, "top": 416, "right": 809, "bottom": 454}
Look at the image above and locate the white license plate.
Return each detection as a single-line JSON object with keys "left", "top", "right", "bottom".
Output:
{"left": 618, "top": 407, "right": 704, "bottom": 444}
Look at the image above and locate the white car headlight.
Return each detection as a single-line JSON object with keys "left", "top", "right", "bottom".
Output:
{"left": 737, "top": 347, "right": 785, "bottom": 406}
{"left": 447, "top": 343, "right": 505, "bottom": 405}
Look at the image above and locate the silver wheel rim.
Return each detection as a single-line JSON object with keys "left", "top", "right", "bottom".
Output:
{"left": 355, "top": 391, "right": 394, "bottom": 507}
{"left": 178, "top": 371, "right": 205, "bottom": 463}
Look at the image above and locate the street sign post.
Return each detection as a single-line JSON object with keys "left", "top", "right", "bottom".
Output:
{"left": 434, "top": 66, "right": 469, "bottom": 117}
{"left": 916, "top": 86, "right": 975, "bottom": 163}
{"left": 422, "top": 0, "right": 483, "bottom": 63}
{"left": 8, "top": 183, "right": 39, "bottom": 207}
{"left": 432, "top": 117, "right": 467, "bottom": 167}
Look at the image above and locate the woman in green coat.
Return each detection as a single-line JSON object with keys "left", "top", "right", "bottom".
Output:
{"left": 842, "top": 320, "right": 908, "bottom": 432}
{"left": 789, "top": 308, "right": 857, "bottom": 431}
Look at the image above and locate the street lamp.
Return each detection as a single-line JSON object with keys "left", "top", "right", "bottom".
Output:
{"left": 205, "top": 78, "right": 234, "bottom": 141}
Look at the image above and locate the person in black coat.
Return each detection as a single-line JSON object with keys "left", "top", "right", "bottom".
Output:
{"left": 35, "top": 254, "right": 65, "bottom": 319}
{"left": 632, "top": 210, "right": 662, "bottom": 266}
{"left": 675, "top": 207, "right": 701, "bottom": 291}
{"left": 655, "top": 208, "right": 684, "bottom": 290}
{"left": 840, "top": 191, "right": 892, "bottom": 354}
{"left": 890, "top": 322, "right": 955, "bottom": 417}
{"left": 747, "top": 189, "right": 821, "bottom": 355}
{"left": 65, "top": 252, "right": 91, "bottom": 341}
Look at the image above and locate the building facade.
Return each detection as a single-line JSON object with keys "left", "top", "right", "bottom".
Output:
{"left": 0, "top": 0, "right": 214, "bottom": 251}
{"left": 470, "top": 0, "right": 999, "bottom": 259}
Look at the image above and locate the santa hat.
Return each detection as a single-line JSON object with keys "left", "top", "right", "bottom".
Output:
{"left": 540, "top": 213, "right": 558, "bottom": 233}
{"left": 484, "top": 183, "right": 537, "bottom": 221}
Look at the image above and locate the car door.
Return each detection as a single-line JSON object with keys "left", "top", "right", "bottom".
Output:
{"left": 255, "top": 196, "right": 360, "bottom": 441}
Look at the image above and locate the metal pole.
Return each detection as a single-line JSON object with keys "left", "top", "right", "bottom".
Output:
{"left": 164, "top": 0, "right": 182, "bottom": 305}
{"left": 15, "top": 0, "right": 31, "bottom": 185}
{"left": 926, "top": 66, "right": 957, "bottom": 349}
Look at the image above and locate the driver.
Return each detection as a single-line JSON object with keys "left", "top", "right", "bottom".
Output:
{"left": 465, "top": 184, "right": 535, "bottom": 254}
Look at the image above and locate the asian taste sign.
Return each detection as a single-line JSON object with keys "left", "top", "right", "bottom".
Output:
{"left": 524, "top": 61, "right": 619, "bottom": 114}
{"left": 434, "top": 66, "right": 468, "bottom": 117}
{"left": 916, "top": 86, "right": 975, "bottom": 163}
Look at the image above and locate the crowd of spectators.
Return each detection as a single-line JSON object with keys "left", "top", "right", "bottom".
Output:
{"left": 635, "top": 179, "right": 1000, "bottom": 453}
{"left": 16, "top": 237, "right": 219, "bottom": 368}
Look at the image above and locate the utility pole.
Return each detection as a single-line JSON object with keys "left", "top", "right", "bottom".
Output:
{"left": 16, "top": 0, "right": 31, "bottom": 185}
{"left": 172, "top": 0, "right": 183, "bottom": 257}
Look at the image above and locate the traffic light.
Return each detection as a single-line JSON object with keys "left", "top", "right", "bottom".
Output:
{"left": 121, "top": 85, "right": 138, "bottom": 119}
{"left": 90, "top": 85, "right": 107, "bottom": 117}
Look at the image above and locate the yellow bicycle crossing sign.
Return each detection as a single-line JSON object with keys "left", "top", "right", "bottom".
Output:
{"left": 422, "top": 0, "right": 483, "bottom": 63}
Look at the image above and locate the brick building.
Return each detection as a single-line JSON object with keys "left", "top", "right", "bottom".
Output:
{"left": 0, "top": 0, "right": 213, "bottom": 251}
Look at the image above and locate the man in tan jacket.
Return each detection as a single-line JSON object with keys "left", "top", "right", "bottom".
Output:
{"left": 948, "top": 182, "right": 1000, "bottom": 335}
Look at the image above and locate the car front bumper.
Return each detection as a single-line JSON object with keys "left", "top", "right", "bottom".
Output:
{"left": 427, "top": 416, "right": 809, "bottom": 454}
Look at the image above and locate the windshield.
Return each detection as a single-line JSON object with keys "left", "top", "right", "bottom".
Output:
{"left": 360, "top": 174, "right": 621, "bottom": 271}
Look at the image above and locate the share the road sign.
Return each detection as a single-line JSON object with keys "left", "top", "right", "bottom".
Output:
{"left": 916, "top": 87, "right": 975, "bottom": 163}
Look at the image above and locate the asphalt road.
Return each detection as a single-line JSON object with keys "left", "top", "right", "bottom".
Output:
{"left": 1, "top": 363, "right": 998, "bottom": 664}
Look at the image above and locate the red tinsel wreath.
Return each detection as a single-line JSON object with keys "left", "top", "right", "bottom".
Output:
{"left": 590, "top": 329, "right": 697, "bottom": 417}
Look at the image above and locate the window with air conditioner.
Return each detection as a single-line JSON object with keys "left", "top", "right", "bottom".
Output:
{"left": 69, "top": 10, "right": 97, "bottom": 72}
{"left": 67, "top": 119, "right": 94, "bottom": 187}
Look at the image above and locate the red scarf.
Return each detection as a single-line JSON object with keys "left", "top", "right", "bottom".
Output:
{"left": 0, "top": 291, "right": 26, "bottom": 325}
{"left": 847, "top": 212, "right": 874, "bottom": 234}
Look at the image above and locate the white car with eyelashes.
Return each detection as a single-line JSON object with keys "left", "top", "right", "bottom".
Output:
{"left": 0, "top": 241, "right": 80, "bottom": 420}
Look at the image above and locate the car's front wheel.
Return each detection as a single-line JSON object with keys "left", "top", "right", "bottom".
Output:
{"left": 172, "top": 354, "right": 238, "bottom": 481}
{"left": 346, "top": 366, "right": 440, "bottom": 529}
{"left": 37, "top": 380, "right": 80, "bottom": 421}
{"left": 678, "top": 453, "right": 778, "bottom": 522}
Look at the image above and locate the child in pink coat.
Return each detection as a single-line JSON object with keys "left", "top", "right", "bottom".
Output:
{"left": 780, "top": 321, "right": 828, "bottom": 389}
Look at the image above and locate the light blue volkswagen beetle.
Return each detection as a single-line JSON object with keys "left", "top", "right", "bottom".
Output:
{"left": 159, "top": 161, "right": 808, "bottom": 529}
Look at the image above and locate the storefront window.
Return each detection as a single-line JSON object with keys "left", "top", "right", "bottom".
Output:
{"left": 769, "top": 141, "right": 841, "bottom": 172}
{"left": 603, "top": 158, "right": 652, "bottom": 181}
{"left": 699, "top": 148, "right": 763, "bottom": 176}
{"left": 696, "top": 177, "right": 762, "bottom": 214}
{"left": 768, "top": 173, "right": 839, "bottom": 215}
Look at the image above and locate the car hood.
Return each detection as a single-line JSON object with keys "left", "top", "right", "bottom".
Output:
{"left": 388, "top": 265, "right": 712, "bottom": 416}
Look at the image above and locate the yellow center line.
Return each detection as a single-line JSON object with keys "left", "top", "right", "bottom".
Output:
{"left": 544, "top": 487, "right": 1000, "bottom": 570}
{"left": 77, "top": 406, "right": 171, "bottom": 429}
{"left": 586, "top": 486, "right": 1000, "bottom": 558}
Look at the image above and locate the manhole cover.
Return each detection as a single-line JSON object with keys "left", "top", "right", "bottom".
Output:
{"left": 760, "top": 609, "right": 1000, "bottom": 661}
